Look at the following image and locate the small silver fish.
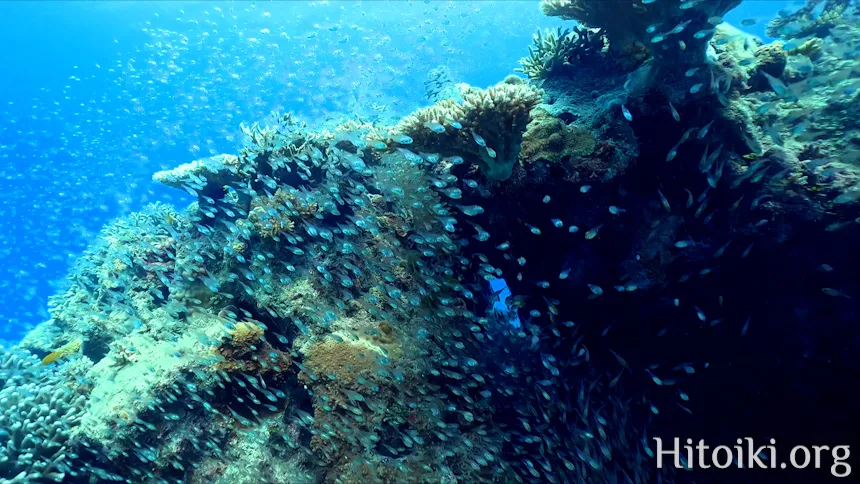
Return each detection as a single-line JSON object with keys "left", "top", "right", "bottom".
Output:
{"left": 423, "top": 121, "right": 446, "bottom": 133}
{"left": 471, "top": 130, "right": 486, "bottom": 147}
{"left": 713, "top": 241, "right": 731, "bottom": 258}
{"left": 584, "top": 224, "right": 603, "bottom": 240}
{"left": 669, "top": 20, "right": 692, "bottom": 35}
{"left": 669, "top": 102, "right": 680, "bottom": 122}
{"left": 666, "top": 146, "right": 678, "bottom": 161}
{"left": 621, "top": 104, "right": 633, "bottom": 121}
{"left": 658, "top": 189, "right": 671, "bottom": 212}
{"left": 697, "top": 120, "right": 714, "bottom": 139}
{"left": 822, "top": 288, "right": 852, "bottom": 298}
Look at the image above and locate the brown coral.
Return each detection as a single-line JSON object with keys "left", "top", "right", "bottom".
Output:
{"left": 215, "top": 320, "right": 292, "bottom": 375}
{"left": 754, "top": 43, "right": 788, "bottom": 78}
{"left": 520, "top": 108, "right": 596, "bottom": 164}
{"left": 248, "top": 188, "right": 322, "bottom": 238}
{"left": 303, "top": 339, "right": 385, "bottom": 383}
{"left": 228, "top": 321, "right": 264, "bottom": 348}
{"left": 393, "top": 81, "right": 542, "bottom": 181}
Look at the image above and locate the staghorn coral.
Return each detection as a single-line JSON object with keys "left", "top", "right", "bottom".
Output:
{"left": 766, "top": 0, "right": 851, "bottom": 39}
{"left": 517, "top": 26, "right": 606, "bottom": 80}
{"left": 393, "top": 81, "right": 542, "bottom": 181}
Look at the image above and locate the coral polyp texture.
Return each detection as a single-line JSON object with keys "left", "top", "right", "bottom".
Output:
{"left": 0, "top": 350, "right": 86, "bottom": 483}
{"left": 6, "top": 0, "right": 860, "bottom": 482}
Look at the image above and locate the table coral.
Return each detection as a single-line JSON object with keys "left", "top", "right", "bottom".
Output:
{"left": 393, "top": 79, "right": 542, "bottom": 181}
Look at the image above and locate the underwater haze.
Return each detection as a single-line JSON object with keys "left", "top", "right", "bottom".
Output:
{"left": 0, "top": 0, "right": 561, "bottom": 340}
{"left": 2, "top": 1, "right": 859, "bottom": 483}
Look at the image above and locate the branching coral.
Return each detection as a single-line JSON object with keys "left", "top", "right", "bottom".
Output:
{"left": 393, "top": 80, "right": 542, "bottom": 181}
{"left": 517, "top": 26, "right": 606, "bottom": 80}
{"left": 766, "top": 0, "right": 850, "bottom": 39}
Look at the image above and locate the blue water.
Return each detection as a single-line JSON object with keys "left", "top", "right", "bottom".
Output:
{"left": 0, "top": 0, "right": 790, "bottom": 342}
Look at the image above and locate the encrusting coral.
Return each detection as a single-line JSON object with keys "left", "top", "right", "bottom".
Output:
{"left": 520, "top": 108, "right": 596, "bottom": 164}
{"left": 393, "top": 79, "right": 542, "bottom": 181}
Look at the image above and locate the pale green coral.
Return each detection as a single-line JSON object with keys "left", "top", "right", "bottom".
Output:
{"left": 520, "top": 108, "right": 596, "bottom": 163}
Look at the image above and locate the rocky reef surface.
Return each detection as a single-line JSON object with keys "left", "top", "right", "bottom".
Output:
{"left": 4, "top": 1, "right": 860, "bottom": 483}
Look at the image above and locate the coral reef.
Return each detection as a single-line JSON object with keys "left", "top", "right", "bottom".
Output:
{"left": 7, "top": 2, "right": 860, "bottom": 484}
